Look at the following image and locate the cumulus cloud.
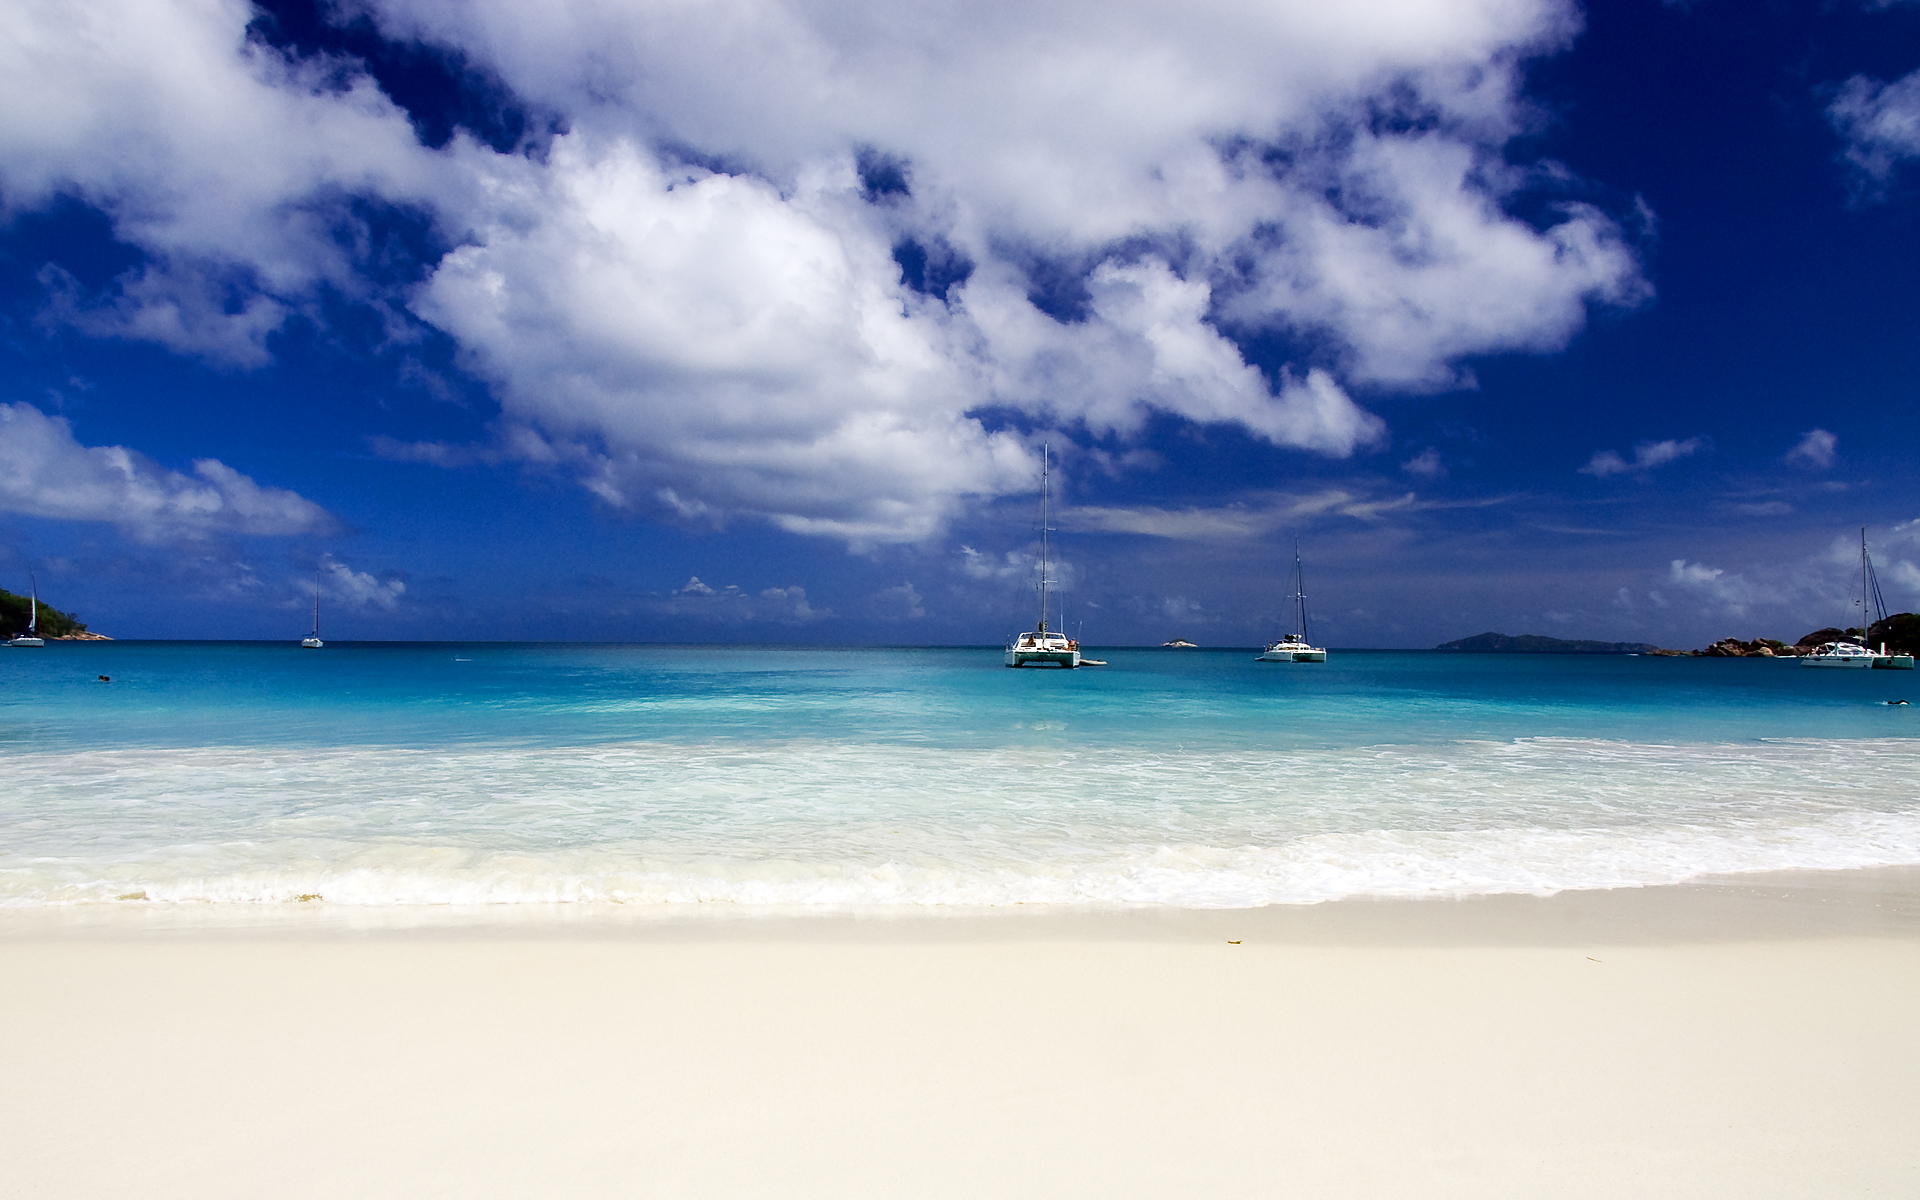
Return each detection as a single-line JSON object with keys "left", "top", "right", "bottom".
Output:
{"left": 0, "top": 0, "right": 460, "bottom": 363}
{"left": 657, "top": 576, "right": 825, "bottom": 622}
{"left": 1579, "top": 437, "right": 1703, "bottom": 478}
{"left": 1666, "top": 558, "right": 1771, "bottom": 616}
{"left": 318, "top": 553, "right": 405, "bottom": 609}
{"left": 876, "top": 581, "right": 926, "bottom": 620}
{"left": 1829, "top": 69, "right": 1920, "bottom": 188}
{"left": 3, "top": 0, "right": 1649, "bottom": 544}
{"left": 0, "top": 402, "right": 336, "bottom": 540}
{"left": 1785, "top": 428, "right": 1838, "bottom": 469}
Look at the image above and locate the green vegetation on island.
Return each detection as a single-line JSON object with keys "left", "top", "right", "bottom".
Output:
{"left": 0, "top": 588, "right": 103, "bottom": 640}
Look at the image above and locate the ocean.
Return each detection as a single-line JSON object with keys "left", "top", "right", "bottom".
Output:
{"left": 3, "top": 642, "right": 1917, "bottom": 908}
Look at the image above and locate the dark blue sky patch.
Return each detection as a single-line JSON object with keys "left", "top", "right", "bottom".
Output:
{"left": 0, "top": 200, "right": 145, "bottom": 295}
{"left": 855, "top": 147, "right": 912, "bottom": 203}
{"left": 248, "top": 0, "right": 562, "bottom": 155}
{"left": 996, "top": 246, "right": 1095, "bottom": 323}
{"left": 891, "top": 237, "right": 973, "bottom": 300}
{"left": 322, "top": 196, "right": 453, "bottom": 291}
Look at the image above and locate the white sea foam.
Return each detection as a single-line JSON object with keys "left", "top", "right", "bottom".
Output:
{"left": 3, "top": 737, "right": 1918, "bottom": 907}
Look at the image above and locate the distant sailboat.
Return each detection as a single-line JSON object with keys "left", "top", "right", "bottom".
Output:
{"left": 1256, "top": 541, "right": 1325, "bottom": 663}
{"left": 7, "top": 572, "right": 45, "bottom": 647}
{"left": 300, "top": 576, "right": 324, "bottom": 649}
{"left": 1005, "top": 444, "right": 1082, "bottom": 668}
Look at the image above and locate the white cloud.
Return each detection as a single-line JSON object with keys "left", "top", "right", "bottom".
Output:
{"left": 3, "top": 0, "right": 1649, "bottom": 544}
{"left": 1402, "top": 447, "right": 1445, "bottom": 479}
{"left": 656, "top": 576, "right": 826, "bottom": 622}
{"left": 1579, "top": 437, "right": 1703, "bottom": 477}
{"left": 1062, "top": 486, "right": 1466, "bottom": 539}
{"left": 1829, "top": 69, "right": 1920, "bottom": 187}
{"left": 0, "top": 402, "right": 336, "bottom": 540}
{"left": 318, "top": 553, "right": 405, "bottom": 610}
{"left": 876, "top": 581, "right": 926, "bottom": 620}
{"left": 1666, "top": 558, "right": 1770, "bottom": 616}
{"left": 957, "top": 544, "right": 1028, "bottom": 582}
{"left": 0, "top": 0, "right": 460, "bottom": 364}
{"left": 1785, "top": 428, "right": 1838, "bottom": 469}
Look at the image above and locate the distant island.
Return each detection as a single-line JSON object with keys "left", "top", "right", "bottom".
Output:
{"left": 1436, "top": 632, "right": 1665, "bottom": 654}
{"left": 0, "top": 587, "right": 109, "bottom": 640}
{"left": 1438, "top": 615, "right": 1920, "bottom": 657}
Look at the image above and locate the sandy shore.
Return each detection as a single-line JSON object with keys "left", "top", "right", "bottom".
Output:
{"left": 4, "top": 869, "right": 1918, "bottom": 1199}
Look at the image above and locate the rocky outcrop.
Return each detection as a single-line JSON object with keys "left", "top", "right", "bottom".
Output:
{"left": 1795, "top": 627, "right": 1855, "bottom": 649}
{"left": 1695, "top": 638, "right": 1795, "bottom": 657}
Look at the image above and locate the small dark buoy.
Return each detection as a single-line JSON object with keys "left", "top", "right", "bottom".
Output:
{"left": 97, "top": 675, "right": 110, "bottom": 682}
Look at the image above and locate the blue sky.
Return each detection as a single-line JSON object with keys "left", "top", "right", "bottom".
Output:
{"left": 2, "top": 0, "right": 1919, "bottom": 646}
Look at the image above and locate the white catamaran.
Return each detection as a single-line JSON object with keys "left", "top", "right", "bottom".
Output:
{"left": 7, "top": 572, "right": 45, "bottom": 647}
{"left": 1005, "top": 445, "right": 1082, "bottom": 668}
{"left": 1802, "top": 527, "right": 1913, "bottom": 669}
{"left": 1256, "top": 541, "right": 1325, "bottom": 663}
{"left": 300, "top": 576, "right": 324, "bottom": 649}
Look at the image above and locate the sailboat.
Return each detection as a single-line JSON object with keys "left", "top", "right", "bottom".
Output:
{"left": 6, "top": 572, "right": 45, "bottom": 647}
{"left": 1005, "top": 444, "right": 1082, "bottom": 668}
{"left": 1256, "top": 541, "right": 1325, "bottom": 663}
{"left": 300, "top": 576, "right": 324, "bottom": 649}
{"left": 1801, "top": 527, "right": 1912, "bottom": 669}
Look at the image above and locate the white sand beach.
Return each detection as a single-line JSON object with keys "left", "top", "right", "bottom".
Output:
{"left": 4, "top": 869, "right": 1918, "bottom": 1199}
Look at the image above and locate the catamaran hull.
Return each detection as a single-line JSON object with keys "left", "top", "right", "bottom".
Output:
{"left": 6, "top": 637, "right": 44, "bottom": 647}
{"left": 1256, "top": 649, "right": 1325, "bottom": 662}
{"left": 1874, "top": 655, "right": 1916, "bottom": 670}
{"left": 1005, "top": 650, "right": 1081, "bottom": 668}
{"left": 1801, "top": 655, "right": 1873, "bottom": 668}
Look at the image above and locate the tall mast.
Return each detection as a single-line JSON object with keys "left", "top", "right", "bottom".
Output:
{"left": 27, "top": 571, "right": 36, "bottom": 634}
{"left": 1292, "top": 540, "right": 1308, "bottom": 643}
{"left": 1861, "top": 527, "right": 1869, "bottom": 637}
{"left": 1036, "top": 444, "right": 1054, "bottom": 634}
{"left": 312, "top": 570, "right": 321, "bottom": 638}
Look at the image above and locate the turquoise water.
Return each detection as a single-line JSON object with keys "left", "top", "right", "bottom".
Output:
{"left": 3, "top": 643, "right": 1918, "bottom": 906}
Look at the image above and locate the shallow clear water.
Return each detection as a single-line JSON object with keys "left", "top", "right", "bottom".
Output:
{"left": 3, "top": 643, "right": 1917, "bottom": 906}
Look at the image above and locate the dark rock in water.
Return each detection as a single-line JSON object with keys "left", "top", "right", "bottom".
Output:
{"left": 1435, "top": 632, "right": 1665, "bottom": 654}
{"left": 1695, "top": 637, "right": 1793, "bottom": 658}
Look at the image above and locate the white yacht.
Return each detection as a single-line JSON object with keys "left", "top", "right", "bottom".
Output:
{"left": 1257, "top": 541, "right": 1325, "bottom": 663}
{"left": 1005, "top": 445, "right": 1082, "bottom": 669}
{"left": 300, "top": 578, "right": 323, "bottom": 649}
{"left": 1803, "top": 528, "right": 1912, "bottom": 669}
{"left": 7, "top": 573, "right": 45, "bottom": 647}
{"left": 1800, "top": 640, "right": 1876, "bottom": 669}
